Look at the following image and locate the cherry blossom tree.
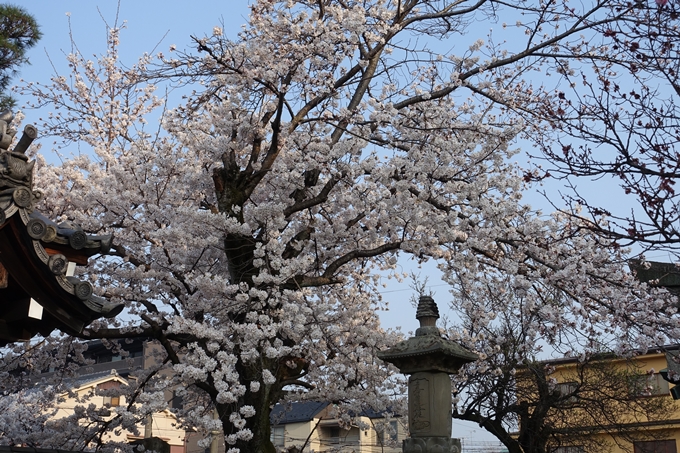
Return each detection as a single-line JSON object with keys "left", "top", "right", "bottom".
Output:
{"left": 6, "top": 1, "right": 680, "bottom": 452}
{"left": 529, "top": 0, "right": 680, "bottom": 257}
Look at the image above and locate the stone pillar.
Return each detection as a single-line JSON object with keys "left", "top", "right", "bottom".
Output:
{"left": 404, "top": 371, "right": 460, "bottom": 453}
{"left": 408, "top": 372, "right": 452, "bottom": 438}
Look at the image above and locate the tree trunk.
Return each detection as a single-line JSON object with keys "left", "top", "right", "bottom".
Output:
{"left": 231, "top": 397, "right": 277, "bottom": 453}
{"left": 225, "top": 361, "right": 282, "bottom": 453}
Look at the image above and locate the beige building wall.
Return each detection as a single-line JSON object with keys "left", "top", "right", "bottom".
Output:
{"left": 290, "top": 420, "right": 319, "bottom": 450}
{"left": 550, "top": 350, "right": 680, "bottom": 453}
{"left": 361, "top": 416, "right": 407, "bottom": 453}
{"left": 52, "top": 374, "right": 187, "bottom": 452}
{"left": 274, "top": 411, "right": 405, "bottom": 453}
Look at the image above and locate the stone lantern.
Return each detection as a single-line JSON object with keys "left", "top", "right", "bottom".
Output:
{"left": 378, "top": 296, "right": 478, "bottom": 453}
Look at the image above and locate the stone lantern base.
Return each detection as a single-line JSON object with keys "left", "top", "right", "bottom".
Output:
{"left": 403, "top": 437, "right": 461, "bottom": 453}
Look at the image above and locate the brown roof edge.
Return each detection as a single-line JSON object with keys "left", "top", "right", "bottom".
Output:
{"left": 535, "top": 344, "right": 680, "bottom": 366}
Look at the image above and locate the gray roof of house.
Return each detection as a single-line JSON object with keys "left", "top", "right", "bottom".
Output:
{"left": 270, "top": 401, "right": 329, "bottom": 425}
{"left": 72, "top": 369, "right": 122, "bottom": 387}
{"left": 270, "top": 401, "right": 399, "bottom": 425}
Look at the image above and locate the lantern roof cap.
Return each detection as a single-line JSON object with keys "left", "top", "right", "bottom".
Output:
{"left": 378, "top": 296, "right": 477, "bottom": 374}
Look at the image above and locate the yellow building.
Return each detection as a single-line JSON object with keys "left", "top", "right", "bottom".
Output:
{"left": 51, "top": 370, "right": 187, "bottom": 453}
{"left": 34, "top": 339, "right": 191, "bottom": 453}
{"left": 544, "top": 347, "right": 680, "bottom": 453}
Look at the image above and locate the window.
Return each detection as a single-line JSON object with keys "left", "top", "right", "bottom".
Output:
{"left": 552, "top": 446, "right": 584, "bottom": 453}
{"left": 650, "top": 374, "right": 671, "bottom": 395}
{"left": 327, "top": 426, "right": 340, "bottom": 443}
{"left": 381, "top": 420, "right": 398, "bottom": 444}
{"left": 555, "top": 382, "right": 578, "bottom": 405}
{"left": 631, "top": 374, "right": 671, "bottom": 396}
{"left": 170, "top": 390, "right": 183, "bottom": 410}
{"left": 96, "top": 354, "right": 112, "bottom": 364}
{"left": 98, "top": 382, "right": 121, "bottom": 407}
{"left": 634, "top": 440, "right": 678, "bottom": 453}
{"left": 271, "top": 425, "right": 285, "bottom": 448}
{"left": 103, "top": 395, "right": 120, "bottom": 407}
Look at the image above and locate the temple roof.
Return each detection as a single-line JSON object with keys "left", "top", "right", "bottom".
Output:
{"left": 0, "top": 113, "right": 122, "bottom": 345}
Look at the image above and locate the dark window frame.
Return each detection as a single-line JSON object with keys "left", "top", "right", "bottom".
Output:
{"left": 634, "top": 440, "right": 678, "bottom": 453}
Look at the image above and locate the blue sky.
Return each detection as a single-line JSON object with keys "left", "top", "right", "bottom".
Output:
{"left": 17, "top": 1, "right": 251, "bottom": 79}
